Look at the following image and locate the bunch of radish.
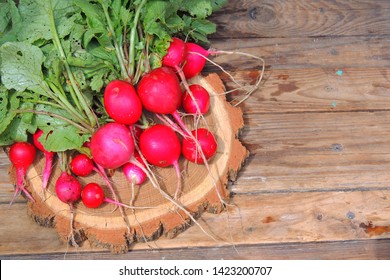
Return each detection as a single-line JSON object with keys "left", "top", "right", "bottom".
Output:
{"left": 7, "top": 38, "right": 218, "bottom": 210}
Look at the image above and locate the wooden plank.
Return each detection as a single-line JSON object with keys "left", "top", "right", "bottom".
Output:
{"left": 233, "top": 111, "right": 390, "bottom": 193}
{"left": 210, "top": 0, "right": 390, "bottom": 38}
{"left": 216, "top": 68, "right": 390, "bottom": 113}
{"left": 0, "top": 152, "right": 24, "bottom": 204}
{"left": 205, "top": 36, "right": 390, "bottom": 71}
{"left": 1, "top": 190, "right": 389, "bottom": 256}
{"left": 3, "top": 239, "right": 390, "bottom": 260}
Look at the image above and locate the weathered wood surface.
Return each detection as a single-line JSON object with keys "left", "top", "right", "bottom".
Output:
{"left": 1, "top": 0, "right": 390, "bottom": 259}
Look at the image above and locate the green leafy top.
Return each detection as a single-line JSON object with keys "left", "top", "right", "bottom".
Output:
{"left": 0, "top": 0, "right": 227, "bottom": 151}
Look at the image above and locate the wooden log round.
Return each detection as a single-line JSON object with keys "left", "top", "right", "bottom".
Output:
{"left": 9, "top": 73, "right": 249, "bottom": 253}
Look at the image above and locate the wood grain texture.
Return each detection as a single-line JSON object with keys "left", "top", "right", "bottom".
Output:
{"left": 209, "top": 0, "right": 390, "bottom": 38}
{"left": 1, "top": 190, "right": 389, "bottom": 258}
{"left": 1, "top": 0, "right": 390, "bottom": 259}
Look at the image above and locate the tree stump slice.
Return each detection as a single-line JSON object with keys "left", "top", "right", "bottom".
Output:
{"left": 9, "top": 73, "right": 249, "bottom": 253}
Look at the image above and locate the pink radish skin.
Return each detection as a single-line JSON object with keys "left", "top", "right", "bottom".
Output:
{"left": 182, "top": 42, "right": 210, "bottom": 79}
{"left": 182, "top": 84, "right": 210, "bottom": 115}
{"left": 137, "top": 67, "right": 182, "bottom": 114}
{"left": 90, "top": 122, "right": 134, "bottom": 169}
{"left": 55, "top": 171, "right": 82, "bottom": 247}
{"left": 33, "top": 129, "right": 54, "bottom": 192}
{"left": 182, "top": 128, "right": 218, "bottom": 164}
{"left": 162, "top": 37, "right": 188, "bottom": 69}
{"left": 69, "top": 154, "right": 94, "bottom": 177}
{"left": 123, "top": 162, "right": 146, "bottom": 185}
{"left": 55, "top": 172, "right": 82, "bottom": 204}
{"left": 104, "top": 80, "right": 142, "bottom": 125}
{"left": 9, "top": 142, "right": 36, "bottom": 202}
{"left": 139, "top": 124, "right": 182, "bottom": 199}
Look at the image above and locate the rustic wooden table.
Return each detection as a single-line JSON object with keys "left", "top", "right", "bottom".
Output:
{"left": 1, "top": 0, "right": 390, "bottom": 259}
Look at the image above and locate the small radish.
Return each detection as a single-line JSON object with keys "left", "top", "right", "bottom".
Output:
{"left": 139, "top": 124, "right": 182, "bottom": 199}
{"left": 182, "top": 128, "right": 218, "bottom": 164}
{"left": 183, "top": 42, "right": 266, "bottom": 106}
{"left": 55, "top": 171, "right": 82, "bottom": 247}
{"left": 104, "top": 80, "right": 143, "bottom": 125}
{"left": 69, "top": 154, "right": 94, "bottom": 177}
{"left": 162, "top": 37, "right": 188, "bottom": 69}
{"left": 182, "top": 84, "right": 210, "bottom": 115}
{"left": 33, "top": 129, "right": 55, "bottom": 192}
{"left": 137, "top": 67, "right": 182, "bottom": 114}
{"left": 55, "top": 172, "right": 82, "bottom": 204}
{"left": 123, "top": 162, "right": 146, "bottom": 185}
{"left": 182, "top": 42, "right": 209, "bottom": 79}
{"left": 81, "top": 182, "right": 105, "bottom": 208}
{"left": 81, "top": 182, "right": 142, "bottom": 209}
{"left": 90, "top": 122, "right": 134, "bottom": 169}
{"left": 9, "top": 142, "right": 36, "bottom": 203}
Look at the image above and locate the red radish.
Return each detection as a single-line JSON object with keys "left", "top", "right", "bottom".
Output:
{"left": 33, "top": 129, "right": 55, "bottom": 192}
{"left": 139, "top": 124, "right": 181, "bottom": 167}
{"left": 9, "top": 142, "right": 36, "bottom": 202}
{"left": 137, "top": 67, "right": 182, "bottom": 114}
{"left": 81, "top": 182, "right": 105, "bottom": 208}
{"left": 162, "top": 37, "right": 188, "bottom": 69}
{"left": 69, "top": 154, "right": 94, "bottom": 177}
{"left": 182, "top": 128, "right": 218, "bottom": 164}
{"left": 90, "top": 122, "right": 134, "bottom": 169}
{"left": 55, "top": 171, "right": 82, "bottom": 247}
{"left": 182, "top": 84, "right": 210, "bottom": 115}
{"left": 136, "top": 66, "right": 191, "bottom": 138}
{"left": 159, "top": 40, "right": 208, "bottom": 132}
{"left": 182, "top": 42, "right": 209, "bottom": 79}
{"left": 55, "top": 172, "right": 82, "bottom": 204}
{"left": 139, "top": 124, "right": 182, "bottom": 199}
{"left": 104, "top": 80, "right": 142, "bottom": 125}
{"left": 81, "top": 182, "right": 143, "bottom": 209}
{"left": 123, "top": 162, "right": 146, "bottom": 185}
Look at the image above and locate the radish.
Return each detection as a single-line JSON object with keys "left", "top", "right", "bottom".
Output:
{"left": 139, "top": 124, "right": 182, "bottom": 199}
{"left": 160, "top": 38, "right": 208, "bottom": 123}
{"left": 69, "top": 154, "right": 94, "bottom": 177}
{"left": 90, "top": 122, "right": 134, "bottom": 169}
{"left": 136, "top": 66, "right": 191, "bottom": 137}
{"left": 182, "top": 84, "right": 210, "bottom": 115}
{"left": 81, "top": 182, "right": 105, "bottom": 208}
{"left": 9, "top": 142, "right": 36, "bottom": 203}
{"left": 104, "top": 79, "right": 143, "bottom": 125}
{"left": 182, "top": 128, "right": 218, "bottom": 164}
{"left": 55, "top": 171, "right": 82, "bottom": 246}
{"left": 123, "top": 162, "right": 146, "bottom": 185}
{"left": 182, "top": 42, "right": 209, "bottom": 79}
{"left": 162, "top": 37, "right": 188, "bottom": 70}
{"left": 81, "top": 182, "right": 149, "bottom": 210}
{"left": 182, "top": 42, "right": 266, "bottom": 106}
{"left": 137, "top": 67, "right": 182, "bottom": 114}
{"left": 33, "top": 129, "right": 55, "bottom": 192}
{"left": 55, "top": 171, "right": 82, "bottom": 204}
